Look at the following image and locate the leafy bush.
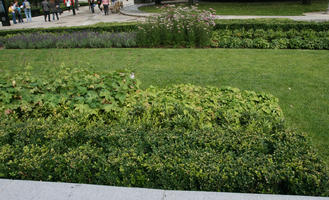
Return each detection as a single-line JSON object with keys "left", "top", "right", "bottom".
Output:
{"left": 136, "top": 5, "right": 216, "bottom": 47}
{"left": 211, "top": 28, "right": 329, "bottom": 49}
{"left": 0, "top": 66, "right": 139, "bottom": 118}
{"left": 214, "top": 21, "right": 329, "bottom": 32}
{"left": 0, "top": 68, "right": 328, "bottom": 196}
{"left": 2, "top": 32, "right": 137, "bottom": 49}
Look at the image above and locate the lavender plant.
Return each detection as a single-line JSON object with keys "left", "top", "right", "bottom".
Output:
{"left": 3, "top": 32, "right": 137, "bottom": 49}
{"left": 137, "top": 5, "right": 216, "bottom": 47}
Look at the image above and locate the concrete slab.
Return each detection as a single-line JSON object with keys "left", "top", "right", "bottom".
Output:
{"left": 0, "top": 179, "right": 74, "bottom": 200}
{"left": 164, "top": 190, "right": 329, "bottom": 200}
{"left": 0, "top": 179, "right": 164, "bottom": 200}
{"left": 0, "top": 179, "right": 328, "bottom": 200}
{"left": 69, "top": 183, "right": 164, "bottom": 200}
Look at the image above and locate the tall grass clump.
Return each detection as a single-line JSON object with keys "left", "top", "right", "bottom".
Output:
{"left": 137, "top": 5, "right": 216, "bottom": 47}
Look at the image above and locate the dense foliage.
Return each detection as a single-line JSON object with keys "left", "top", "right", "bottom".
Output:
{"left": 2, "top": 32, "right": 136, "bottom": 49}
{"left": 214, "top": 21, "right": 329, "bottom": 31}
{"left": 0, "top": 23, "right": 137, "bottom": 37}
{"left": 136, "top": 5, "right": 216, "bottom": 47}
{"left": 211, "top": 28, "right": 329, "bottom": 49}
{"left": 0, "top": 67, "right": 328, "bottom": 196}
{"left": 0, "top": 66, "right": 139, "bottom": 117}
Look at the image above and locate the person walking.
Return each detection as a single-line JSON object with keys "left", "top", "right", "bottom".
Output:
{"left": 23, "top": 0, "right": 32, "bottom": 22}
{"left": 97, "top": 0, "right": 102, "bottom": 12}
{"left": 16, "top": 4, "right": 24, "bottom": 23}
{"left": 102, "top": 0, "right": 109, "bottom": 15}
{"left": 75, "top": 0, "right": 79, "bottom": 10}
{"left": 49, "top": 0, "right": 59, "bottom": 20}
{"left": 55, "top": 0, "right": 62, "bottom": 15}
{"left": 64, "top": 0, "right": 71, "bottom": 12}
{"left": 41, "top": 0, "right": 51, "bottom": 22}
{"left": 8, "top": 3, "right": 17, "bottom": 24}
{"left": 89, "top": 0, "right": 95, "bottom": 13}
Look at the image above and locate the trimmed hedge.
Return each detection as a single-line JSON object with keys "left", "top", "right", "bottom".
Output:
{"left": 0, "top": 68, "right": 329, "bottom": 196}
{"left": 211, "top": 28, "right": 329, "bottom": 49}
{"left": 0, "top": 23, "right": 137, "bottom": 37}
{"left": 214, "top": 22, "right": 329, "bottom": 31}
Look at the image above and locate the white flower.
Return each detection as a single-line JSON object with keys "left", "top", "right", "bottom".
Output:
{"left": 130, "top": 73, "right": 135, "bottom": 79}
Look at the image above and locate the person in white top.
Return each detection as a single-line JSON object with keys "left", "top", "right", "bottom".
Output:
{"left": 65, "top": 0, "right": 71, "bottom": 11}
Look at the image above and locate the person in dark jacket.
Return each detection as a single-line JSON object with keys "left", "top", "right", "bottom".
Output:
{"left": 97, "top": 0, "right": 102, "bottom": 12}
{"left": 89, "top": 0, "right": 95, "bottom": 13}
{"left": 49, "top": 0, "right": 59, "bottom": 20}
{"left": 41, "top": 0, "right": 51, "bottom": 21}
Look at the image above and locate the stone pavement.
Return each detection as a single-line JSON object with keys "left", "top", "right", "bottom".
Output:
{"left": 1, "top": 179, "right": 329, "bottom": 200}
{"left": 0, "top": 5, "right": 142, "bottom": 30}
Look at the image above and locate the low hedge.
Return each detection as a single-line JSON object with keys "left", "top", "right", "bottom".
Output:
{"left": 214, "top": 21, "right": 329, "bottom": 31}
{"left": 0, "top": 23, "right": 138, "bottom": 37}
{"left": 211, "top": 28, "right": 329, "bottom": 49}
{"left": 0, "top": 67, "right": 328, "bottom": 196}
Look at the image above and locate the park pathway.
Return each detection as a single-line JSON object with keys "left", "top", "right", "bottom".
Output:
{"left": 0, "top": 5, "right": 142, "bottom": 30}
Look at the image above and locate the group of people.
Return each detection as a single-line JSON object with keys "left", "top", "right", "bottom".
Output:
{"left": 89, "top": 0, "right": 117, "bottom": 15}
{"left": 41, "top": 0, "right": 61, "bottom": 22}
{"left": 8, "top": 0, "right": 32, "bottom": 24}
{"left": 8, "top": 0, "right": 62, "bottom": 24}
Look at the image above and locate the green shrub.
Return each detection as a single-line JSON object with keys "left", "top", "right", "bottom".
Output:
{"left": 0, "top": 66, "right": 139, "bottom": 118}
{"left": 211, "top": 28, "right": 329, "bottom": 49}
{"left": 0, "top": 23, "right": 138, "bottom": 37}
{"left": 136, "top": 5, "right": 216, "bottom": 47}
{"left": 214, "top": 22, "right": 329, "bottom": 32}
{"left": 0, "top": 69, "right": 328, "bottom": 196}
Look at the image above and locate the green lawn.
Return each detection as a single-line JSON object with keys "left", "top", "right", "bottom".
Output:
{"left": 0, "top": 48, "right": 328, "bottom": 164}
{"left": 139, "top": 1, "right": 328, "bottom": 16}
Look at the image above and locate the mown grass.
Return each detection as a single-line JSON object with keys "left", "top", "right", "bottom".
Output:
{"left": 139, "top": 0, "right": 328, "bottom": 16}
{"left": 0, "top": 48, "right": 328, "bottom": 164}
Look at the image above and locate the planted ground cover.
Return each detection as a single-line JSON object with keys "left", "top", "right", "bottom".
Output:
{"left": 0, "top": 48, "right": 328, "bottom": 165}
{"left": 1, "top": 67, "right": 328, "bottom": 196}
{"left": 2, "top": 32, "right": 136, "bottom": 49}
{"left": 211, "top": 28, "right": 329, "bottom": 49}
{"left": 139, "top": 0, "right": 328, "bottom": 15}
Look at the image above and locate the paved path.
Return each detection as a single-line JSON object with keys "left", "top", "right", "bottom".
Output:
{"left": 1, "top": 3, "right": 329, "bottom": 30}
{"left": 1, "top": 179, "right": 329, "bottom": 200}
{"left": 0, "top": 5, "right": 142, "bottom": 30}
